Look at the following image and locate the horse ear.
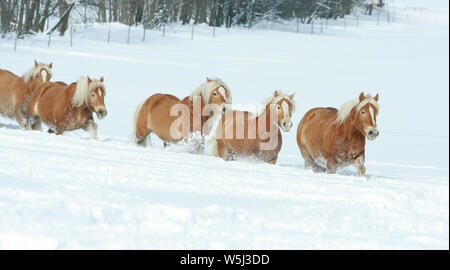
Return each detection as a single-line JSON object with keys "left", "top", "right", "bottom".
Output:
{"left": 100, "top": 76, "right": 104, "bottom": 82}
{"left": 359, "top": 92, "right": 365, "bottom": 102}
{"left": 206, "top": 77, "right": 211, "bottom": 83}
{"left": 87, "top": 76, "right": 92, "bottom": 84}
{"left": 274, "top": 90, "right": 279, "bottom": 97}
{"left": 374, "top": 93, "right": 379, "bottom": 101}
{"left": 49, "top": 62, "right": 53, "bottom": 69}
{"left": 289, "top": 93, "right": 296, "bottom": 100}
{"left": 34, "top": 60, "right": 39, "bottom": 68}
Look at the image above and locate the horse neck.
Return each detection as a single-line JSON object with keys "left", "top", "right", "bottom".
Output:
{"left": 338, "top": 108, "right": 365, "bottom": 142}
{"left": 256, "top": 104, "right": 278, "bottom": 135}
{"left": 25, "top": 77, "right": 39, "bottom": 94}
{"left": 69, "top": 83, "right": 93, "bottom": 112}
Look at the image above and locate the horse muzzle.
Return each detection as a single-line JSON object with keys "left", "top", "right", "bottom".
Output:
{"left": 367, "top": 129, "right": 379, "bottom": 141}
{"left": 96, "top": 109, "right": 108, "bottom": 119}
{"left": 281, "top": 121, "right": 293, "bottom": 132}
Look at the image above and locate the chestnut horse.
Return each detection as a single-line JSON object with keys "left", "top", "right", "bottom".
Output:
{"left": 27, "top": 76, "right": 107, "bottom": 139}
{"left": 133, "top": 78, "right": 232, "bottom": 147}
{"left": 296, "top": 92, "right": 380, "bottom": 176}
{"left": 0, "top": 60, "right": 53, "bottom": 128}
{"left": 212, "top": 90, "right": 295, "bottom": 164}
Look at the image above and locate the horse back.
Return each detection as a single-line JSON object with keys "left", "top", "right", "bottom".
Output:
{"left": 297, "top": 107, "right": 342, "bottom": 161}
{"left": 0, "top": 68, "right": 25, "bottom": 96}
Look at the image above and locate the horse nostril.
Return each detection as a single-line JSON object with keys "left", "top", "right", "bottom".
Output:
{"left": 369, "top": 131, "right": 373, "bottom": 136}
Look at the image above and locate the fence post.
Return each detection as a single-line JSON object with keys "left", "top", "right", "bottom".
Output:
{"left": 14, "top": 36, "right": 18, "bottom": 52}
{"left": 163, "top": 23, "right": 166, "bottom": 39}
{"left": 191, "top": 24, "right": 195, "bottom": 40}
{"left": 143, "top": 26, "right": 146, "bottom": 42}
{"left": 320, "top": 20, "right": 323, "bottom": 33}
{"left": 377, "top": 10, "right": 380, "bottom": 26}
{"left": 48, "top": 33, "right": 51, "bottom": 47}
{"left": 356, "top": 15, "right": 359, "bottom": 27}
{"left": 70, "top": 25, "right": 73, "bottom": 47}
{"left": 127, "top": 25, "right": 131, "bottom": 44}
{"left": 310, "top": 20, "right": 314, "bottom": 35}
{"left": 296, "top": 16, "right": 299, "bottom": 33}
{"left": 107, "top": 23, "right": 111, "bottom": 44}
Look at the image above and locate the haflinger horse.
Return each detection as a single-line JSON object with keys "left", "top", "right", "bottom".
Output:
{"left": 212, "top": 90, "right": 295, "bottom": 164}
{"left": 0, "top": 60, "right": 53, "bottom": 128}
{"left": 133, "top": 77, "right": 232, "bottom": 147}
{"left": 27, "top": 76, "right": 107, "bottom": 139}
{"left": 296, "top": 92, "right": 380, "bottom": 177}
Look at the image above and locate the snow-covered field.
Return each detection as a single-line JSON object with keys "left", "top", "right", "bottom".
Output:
{"left": 0, "top": 0, "right": 448, "bottom": 249}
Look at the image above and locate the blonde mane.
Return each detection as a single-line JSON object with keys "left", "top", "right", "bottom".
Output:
{"left": 22, "top": 63, "right": 52, "bottom": 83}
{"left": 72, "top": 77, "right": 105, "bottom": 107}
{"left": 335, "top": 94, "right": 380, "bottom": 125}
{"left": 260, "top": 90, "right": 295, "bottom": 116}
{"left": 189, "top": 78, "right": 232, "bottom": 105}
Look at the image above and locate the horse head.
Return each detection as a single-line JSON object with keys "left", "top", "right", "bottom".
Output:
{"left": 87, "top": 76, "right": 107, "bottom": 119}
{"left": 354, "top": 92, "right": 380, "bottom": 140}
{"left": 267, "top": 90, "right": 295, "bottom": 132}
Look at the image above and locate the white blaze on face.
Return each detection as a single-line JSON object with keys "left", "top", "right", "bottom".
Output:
{"left": 40, "top": 69, "right": 48, "bottom": 83}
{"left": 369, "top": 107, "right": 376, "bottom": 126}
{"left": 218, "top": 87, "right": 227, "bottom": 102}
{"left": 281, "top": 100, "right": 292, "bottom": 131}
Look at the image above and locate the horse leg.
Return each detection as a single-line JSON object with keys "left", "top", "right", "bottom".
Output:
{"left": 52, "top": 128, "right": 64, "bottom": 135}
{"left": 163, "top": 141, "right": 169, "bottom": 148}
{"left": 28, "top": 116, "right": 42, "bottom": 131}
{"left": 84, "top": 120, "right": 98, "bottom": 140}
{"left": 47, "top": 129, "right": 54, "bottom": 134}
{"left": 300, "top": 147, "right": 322, "bottom": 172}
{"left": 267, "top": 156, "right": 277, "bottom": 165}
{"left": 352, "top": 153, "right": 366, "bottom": 177}
{"left": 135, "top": 124, "right": 151, "bottom": 147}
{"left": 326, "top": 159, "right": 338, "bottom": 174}
{"left": 13, "top": 106, "right": 26, "bottom": 129}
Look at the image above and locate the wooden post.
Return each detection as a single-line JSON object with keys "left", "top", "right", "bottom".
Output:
{"left": 191, "top": 24, "right": 194, "bottom": 40}
{"left": 14, "top": 35, "right": 18, "bottom": 52}
{"left": 377, "top": 10, "right": 380, "bottom": 26}
{"left": 143, "top": 26, "right": 146, "bottom": 42}
{"left": 127, "top": 25, "right": 131, "bottom": 44}
{"left": 163, "top": 23, "right": 166, "bottom": 39}
{"left": 107, "top": 22, "right": 111, "bottom": 44}
{"left": 70, "top": 25, "right": 73, "bottom": 47}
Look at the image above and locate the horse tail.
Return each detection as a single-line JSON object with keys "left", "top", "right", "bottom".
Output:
{"left": 131, "top": 99, "right": 147, "bottom": 144}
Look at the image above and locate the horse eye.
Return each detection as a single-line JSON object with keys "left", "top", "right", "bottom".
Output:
{"left": 213, "top": 92, "right": 217, "bottom": 96}
{"left": 361, "top": 110, "right": 366, "bottom": 114}
{"left": 277, "top": 106, "right": 280, "bottom": 110}
{"left": 91, "top": 94, "right": 95, "bottom": 97}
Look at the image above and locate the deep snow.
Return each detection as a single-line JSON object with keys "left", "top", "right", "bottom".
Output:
{"left": 0, "top": 0, "right": 448, "bottom": 249}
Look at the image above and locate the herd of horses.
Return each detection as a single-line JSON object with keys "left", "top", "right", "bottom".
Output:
{"left": 0, "top": 60, "right": 380, "bottom": 176}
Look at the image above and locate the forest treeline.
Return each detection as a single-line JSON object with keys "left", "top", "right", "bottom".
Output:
{"left": 0, "top": 0, "right": 385, "bottom": 37}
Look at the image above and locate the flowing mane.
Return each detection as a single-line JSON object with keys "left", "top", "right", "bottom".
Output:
{"left": 259, "top": 90, "right": 296, "bottom": 117}
{"left": 335, "top": 94, "right": 380, "bottom": 125}
{"left": 72, "top": 77, "right": 105, "bottom": 107}
{"left": 189, "top": 78, "right": 232, "bottom": 105}
{"left": 22, "top": 63, "right": 52, "bottom": 83}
